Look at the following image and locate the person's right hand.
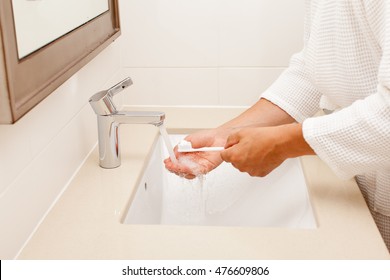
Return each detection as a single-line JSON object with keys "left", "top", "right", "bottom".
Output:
{"left": 164, "top": 128, "right": 228, "bottom": 179}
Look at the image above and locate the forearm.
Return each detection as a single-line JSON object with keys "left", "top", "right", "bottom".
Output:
{"left": 218, "top": 98, "right": 296, "bottom": 131}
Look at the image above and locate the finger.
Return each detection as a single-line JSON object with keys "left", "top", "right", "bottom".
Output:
{"left": 164, "top": 161, "right": 177, "bottom": 173}
{"left": 185, "top": 133, "right": 215, "bottom": 149}
{"left": 184, "top": 174, "right": 196, "bottom": 180}
{"left": 164, "top": 157, "right": 183, "bottom": 174}
{"left": 220, "top": 146, "right": 233, "bottom": 163}
{"left": 220, "top": 132, "right": 241, "bottom": 162}
{"left": 224, "top": 132, "right": 240, "bottom": 149}
{"left": 166, "top": 164, "right": 195, "bottom": 179}
{"left": 184, "top": 136, "right": 203, "bottom": 149}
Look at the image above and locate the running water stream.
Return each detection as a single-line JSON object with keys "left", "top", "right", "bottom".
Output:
{"left": 157, "top": 129, "right": 208, "bottom": 224}
{"left": 158, "top": 124, "right": 178, "bottom": 164}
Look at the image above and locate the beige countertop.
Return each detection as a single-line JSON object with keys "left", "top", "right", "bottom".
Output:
{"left": 18, "top": 106, "right": 390, "bottom": 259}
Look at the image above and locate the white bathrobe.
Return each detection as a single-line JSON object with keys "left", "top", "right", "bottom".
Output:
{"left": 261, "top": 0, "right": 390, "bottom": 250}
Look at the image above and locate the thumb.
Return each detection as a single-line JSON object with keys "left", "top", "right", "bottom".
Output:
{"left": 224, "top": 132, "right": 240, "bottom": 149}
{"left": 220, "top": 133, "right": 240, "bottom": 163}
{"left": 185, "top": 135, "right": 207, "bottom": 149}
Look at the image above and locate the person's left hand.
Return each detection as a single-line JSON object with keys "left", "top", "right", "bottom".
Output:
{"left": 220, "top": 124, "right": 314, "bottom": 177}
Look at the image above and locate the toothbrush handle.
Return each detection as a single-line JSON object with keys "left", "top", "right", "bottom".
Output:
{"left": 193, "top": 147, "right": 224, "bottom": 152}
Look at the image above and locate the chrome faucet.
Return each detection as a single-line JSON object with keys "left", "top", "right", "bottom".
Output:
{"left": 89, "top": 77, "right": 165, "bottom": 168}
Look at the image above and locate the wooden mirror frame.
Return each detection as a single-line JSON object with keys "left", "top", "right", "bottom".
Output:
{"left": 0, "top": 0, "right": 120, "bottom": 124}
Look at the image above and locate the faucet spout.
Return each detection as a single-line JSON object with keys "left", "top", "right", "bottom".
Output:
{"left": 113, "top": 111, "right": 165, "bottom": 127}
{"left": 89, "top": 77, "right": 166, "bottom": 168}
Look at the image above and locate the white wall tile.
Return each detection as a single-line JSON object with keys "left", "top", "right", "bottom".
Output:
{"left": 119, "top": 67, "right": 284, "bottom": 107}
{"left": 0, "top": 122, "right": 33, "bottom": 195}
{"left": 119, "top": 0, "right": 305, "bottom": 107}
{"left": 218, "top": 0, "right": 305, "bottom": 67}
{"left": 121, "top": 68, "right": 219, "bottom": 106}
{"left": 219, "top": 68, "right": 285, "bottom": 106}
{"left": 26, "top": 40, "right": 121, "bottom": 158}
{"left": 0, "top": 39, "right": 121, "bottom": 259}
{"left": 119, "top": 0, "right": 304, "bottom": 68}
{"left": 120, "top": 0, "right": 219, "bottom": 67}
{"left": 0, "top": 40, "right": 121, "bottom": 196}
{"left": 0, "top": 104, "right": 97, "bottom": 259}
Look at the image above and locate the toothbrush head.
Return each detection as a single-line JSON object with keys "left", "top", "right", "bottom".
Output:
{"left": 177, "top": 140, "right": 193, "bottom": 152}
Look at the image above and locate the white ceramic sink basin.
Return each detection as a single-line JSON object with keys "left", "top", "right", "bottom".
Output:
{"left": 123, "top": 134, "right": 316, "bottom": 228}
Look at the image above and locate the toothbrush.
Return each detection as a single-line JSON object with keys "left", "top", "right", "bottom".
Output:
{"left": 177, "top": 140, "right": 224, "bottom": 153}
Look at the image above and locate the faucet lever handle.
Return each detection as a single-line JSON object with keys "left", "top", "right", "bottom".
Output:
{"left": 89, "top": 77, "right": 133, "bottom": 116}
{"left": 108, "top": 77, "right": 133, "bottom": 97}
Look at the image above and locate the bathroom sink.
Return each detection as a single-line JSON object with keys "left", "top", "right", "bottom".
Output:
{"left": 123, "top": 134, "right": 316, "bottom": 228}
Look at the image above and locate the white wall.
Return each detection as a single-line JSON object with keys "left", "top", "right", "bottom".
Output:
{"left": 117, "top": 0, "right": 305, "bottom": 106}
{"left": 0, "top": 39, "right": 122, "bottom": 259}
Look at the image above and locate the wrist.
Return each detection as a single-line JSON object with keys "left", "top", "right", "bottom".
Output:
{"left": 278, "top": 123, "right": 315, "bottom": 158}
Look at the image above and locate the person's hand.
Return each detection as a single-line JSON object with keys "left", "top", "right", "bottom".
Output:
{"left": 164, "top": 128, "right": 228, "bottom": 179}
{"left": 220, "top": 123, "right": 314, "bottom": 177}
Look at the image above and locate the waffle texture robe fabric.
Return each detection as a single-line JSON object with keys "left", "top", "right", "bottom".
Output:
{"left": 261, "top": 0, "right": 390, "bottom": 251}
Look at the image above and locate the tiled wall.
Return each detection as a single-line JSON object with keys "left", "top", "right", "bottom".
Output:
{"left": 0, "top": 40, "right": 121, "bottom": 259}
{"left": 117, "top": 0, "right": 305, "bottom": 106}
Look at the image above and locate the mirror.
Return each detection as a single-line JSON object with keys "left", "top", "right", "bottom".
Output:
{"left": 12, "top": 0, "right": 109, "bottom": 58}
{"left": 0, "top": 0, "right": 120, "bottom": 123}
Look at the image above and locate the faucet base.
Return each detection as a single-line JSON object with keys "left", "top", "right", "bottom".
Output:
{"left": 97, "top": 115, "right": 121, "bottom": 169}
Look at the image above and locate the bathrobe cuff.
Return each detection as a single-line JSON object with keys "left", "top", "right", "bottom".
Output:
{"left": 302, "top": 86, "right": 390, "bottom": 179}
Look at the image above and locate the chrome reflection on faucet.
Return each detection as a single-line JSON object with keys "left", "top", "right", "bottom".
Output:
{"left": 89, "top": 77, "right": 165, "bottom": 168}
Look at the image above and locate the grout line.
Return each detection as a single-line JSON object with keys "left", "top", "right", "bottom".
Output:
{"left": 121, "top": 66, "right": 288, "bottom": 69}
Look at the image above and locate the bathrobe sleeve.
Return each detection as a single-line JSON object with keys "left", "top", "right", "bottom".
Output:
{"left": 302, "top": 63, "right": 390, "bottom": 179}
{"left": 260, "top": 52, "right": 322, "bottom": 123}
{"left": 261, "top": 1, "right": 322, "bottom": 123}
{"left": 263, "top": 0, "right": 390, "bottom": 179}
{"left": 302, "top": 1, "right": 390, "bottom": 179}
